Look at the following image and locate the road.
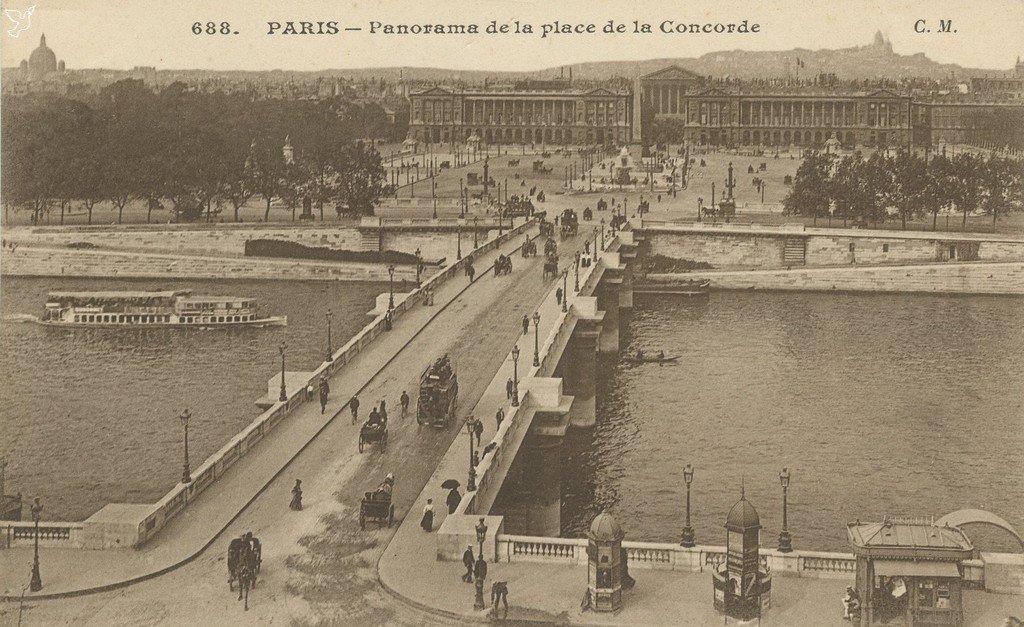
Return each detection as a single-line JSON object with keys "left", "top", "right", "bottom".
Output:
{"left": 1, "top": 226, "right": 589, "bottom": 626}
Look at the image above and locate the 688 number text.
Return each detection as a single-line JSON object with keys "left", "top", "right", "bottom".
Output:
{"left": 192, "top": 22, "right": 237, "bottom": 35}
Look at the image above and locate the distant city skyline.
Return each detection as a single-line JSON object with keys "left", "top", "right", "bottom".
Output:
{"left": 1, "top": 0, "right": 1022, "bottom": 74}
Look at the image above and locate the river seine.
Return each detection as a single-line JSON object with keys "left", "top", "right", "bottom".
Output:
{"left": 560, "top": 291, "right": 1024, "bottom": 552}
{"left": 1, "top": 277, "right": 384, "bottom": 521}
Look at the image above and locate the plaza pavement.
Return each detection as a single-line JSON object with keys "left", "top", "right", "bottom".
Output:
{"left": 0, "top": 222, "right": 542, "bottom": 600}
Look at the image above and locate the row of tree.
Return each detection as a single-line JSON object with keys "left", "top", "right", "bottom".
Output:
{"left": 1, "top": 79, "right": 392, "bottom": 224}
{"left": 783, "top": 150, "right": 1024, "bottom": 229}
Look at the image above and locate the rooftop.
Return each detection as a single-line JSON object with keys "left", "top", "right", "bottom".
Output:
{"left": 847, "top": 518, "right": 973, "bottom": 552}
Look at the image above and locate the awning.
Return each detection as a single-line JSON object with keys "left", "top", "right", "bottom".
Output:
{"left": 873, "top": 560, "right": 960, "bottom": 578}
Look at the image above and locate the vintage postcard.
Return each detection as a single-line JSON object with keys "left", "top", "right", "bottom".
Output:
{"left": 1, "top": 0, "right": 1022, "bottom": 624}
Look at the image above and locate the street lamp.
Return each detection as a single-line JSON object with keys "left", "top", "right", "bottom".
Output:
{"left": 473, "top": 216, "right": 479, "bottom": 247}
{"left": 562, "top": 269, "right": 568, "bottom": 313}
{"left": 457, "top": 225, "right": 462, "bottom": 260}
{"left": 600, "top": 218, "right": 606, "bottom": 250}
{"left": 387, "top": 264, "right": 396, "bottom": 311}
{"left": 179, "top": 409, "right": 192, "bottom": 484}
{"left": 574, "top": 251, "right": 580, "bottom": 292}
{"left": 466, "top": 417, "right": 478, "bottom": 492}
{"left": 30, "top": 496, "right": 42, "bottom": 591}
{"left": 532, "top": 312, "right": 541, "bottom": 367}
{"left": 415, "top": 248, "right": 422, "bottom": 287}
{"left": 325, "top": 309, "right": 334, "bottom": 362}
{"left": 680, "top": 464, "right": 695, "bottom": 547}
{"left": 778, "top": 468, "right": 793, "bottom": 553}
{"left": 278, "top": 341, "right": 288, "bottom": 402}
{"left": 510, "top": 345, "right": 520, "bottom": 407}
{"left": 475, "top": 517, "right": 488, "bottom": 556}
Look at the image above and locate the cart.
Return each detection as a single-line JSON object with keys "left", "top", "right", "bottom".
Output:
{"left": 417, "top": 355, "right": 458, "bottom": 428}
{"left": 358, "top": 422, "right": 388, "bottom": 453}
{"left": 359, "top": 493, "right": 395, "bottom": 529}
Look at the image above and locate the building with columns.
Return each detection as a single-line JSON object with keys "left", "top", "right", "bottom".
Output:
{"left": 407, "top": 86, "right": 633, "bottom": 146}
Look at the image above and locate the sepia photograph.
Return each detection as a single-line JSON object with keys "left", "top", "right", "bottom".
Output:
{"left": 0, "top": 0, "right": 1022, "bottom": 624}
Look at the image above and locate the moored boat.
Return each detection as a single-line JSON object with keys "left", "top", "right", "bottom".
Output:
{"left": 36, "top": 290, "right": 286, "bottom": 328}
{"left": 633, "top": 278, "right": 711, "bottom": 296}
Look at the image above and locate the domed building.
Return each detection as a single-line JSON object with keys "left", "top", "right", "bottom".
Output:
{"left": 23, "top": 34, "right": 63, "bottom": 81}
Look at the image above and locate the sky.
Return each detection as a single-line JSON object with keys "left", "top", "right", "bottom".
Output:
{"left": 2, "top": 0, "right": 1022, "bottom": 72}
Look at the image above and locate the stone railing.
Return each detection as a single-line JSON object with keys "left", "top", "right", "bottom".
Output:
{"left": 496, "top": 534, "right": 862, "bottom": 580}
{"left": 1, "top": 522, "right": 85, "bottom": 549}
{"left": 4, "top": 217, "right": 540, "bottom": 551}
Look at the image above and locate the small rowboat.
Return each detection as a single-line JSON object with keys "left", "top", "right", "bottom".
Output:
{"left": 621, "top": 354, "right": 679, "bottom": 364}
{"left": 633, "top": 278, "right": 711, "bottom": 296}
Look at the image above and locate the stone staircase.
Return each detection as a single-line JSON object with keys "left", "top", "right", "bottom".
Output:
{"left": 783, "top": 236, "right": 806, "bottom": 266}
{"left": 358, "top": 229, "right": 380, "bottom": 252}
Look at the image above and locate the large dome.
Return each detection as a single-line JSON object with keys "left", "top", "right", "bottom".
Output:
{"left": 725, "top": 496, "right": 760, "bottom": 531}
{"left": 588, "top": 511, "right": 625, "bottom": 542}
{"left": 28, "top": 34, "right": 57, "bottom": 79}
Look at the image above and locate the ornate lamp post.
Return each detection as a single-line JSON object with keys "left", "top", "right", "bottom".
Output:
{"left": 179, "top": 409, "right": 192, "bottom": 484}
{"left": 473, "top": 216, "right": 479, "bottom": 247}
{"left": 414, "top": 248, "right": 422, "bottom": 287}
{"left": 574, "top": 251, "right": 580, "bottom": 292}
{"left": 532, "top": 312, "right": 541, "bottom": 367}
{"left": 510, "top": 345, "right": 520, "bottom": 407}
{"left": 475, "top": 517, "right": 488, "bottom": 556}
{"left": 562, "top": 270, "right": 568, "bottom": 313}
{"left": 778, "top": 468, "right": 793, "bottom": 553}
{"left": 497, "top": 207, "right": 504, "bottom": 236}
{"left": 457, "top": 225, "right": 463, "bottom": 260}
{"left": 30, "top": 497, "right": 42, "bottom": 592}
{"left": 466, "top": 417, "right": 478, "bottom": 492}
{"left": 680, "top": 464, "right": 695, "bottom": 547}
{"left": 387, "top": 264, "right": 396, "bottom": 311}
{"left": 600, "top": 218, "right": 606, "bottom": 250}
{"left": 474, "top": 517, "right": 489, "bottom": 610}
{"left": 278, "top": 341, "right": 288, "bottom": 402}
{"left": 325, "top": 309, "right": 334, "bottom": 362}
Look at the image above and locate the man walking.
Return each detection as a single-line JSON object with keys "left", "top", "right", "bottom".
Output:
{"left": 522, "top": 314, "right": 529, "bottom": 335}
{"left": 474, "top": 555, "right": 488, "bottom": 601}
{"left": 495, "top": 406, "right": 504, "bottom": 431}
{"left": 350, "top": 395, "right": 360, "bottom": 424}
{"left": 505, "top": 378, "right": 514, "bottom": 400}
{"left": 491, "top": 581, "right": 509, "bottom": 619}
{"left": 447, "top": 486, "right": 462, "bottom": 514}
{"left": 555, "top": 286, "right": 563, "bottom": 305}
{"left": 462, "top": 545, "right": 475, "bottom": 583}
{"left": 473, "top": 418, "right": 484, "bottom": 447}
{"left": 318, "top": 376, "right": 330, "bottom": 414}
{"left": 400, "top": 390, "right": 410, "bottom": 419}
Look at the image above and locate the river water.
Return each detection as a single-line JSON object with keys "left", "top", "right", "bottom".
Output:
{"left": 561, "top": 291, "right": 1024, "bottom": 552}
{"left": 0, "top": 277, "right": 385, "bottom": 521}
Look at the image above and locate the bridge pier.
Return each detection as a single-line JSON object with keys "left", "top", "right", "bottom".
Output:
{"left": 595, "top": 281, "right": 621, "bottom": 354}
{"left": 556, "top": 297, "right": 603, "bottom": 429}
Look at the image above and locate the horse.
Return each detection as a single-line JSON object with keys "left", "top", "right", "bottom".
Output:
{"left": 236, "top": 550, "right": 257, "bottom": 610}
{"left": 227, "top": 538, "right": 246, "bottom": 591}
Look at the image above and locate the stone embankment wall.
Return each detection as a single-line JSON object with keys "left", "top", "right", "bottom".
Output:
{"left": 642, "top": 223, "right": 1024, "bottom": 270}
{"left": 652, "top": 261, "right": 1024, "bottom": 295}
{"left": 1, "top": 246, "right": 417, "bottom": 282}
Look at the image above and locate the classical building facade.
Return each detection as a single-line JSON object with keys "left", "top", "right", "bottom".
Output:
{"left": 407, "top": 86, "right": 633, "bottom": 146}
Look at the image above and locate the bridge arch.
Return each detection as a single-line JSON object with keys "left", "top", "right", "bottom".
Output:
{"left": 935, "top": 509, "right": 1024, "bottom": 552}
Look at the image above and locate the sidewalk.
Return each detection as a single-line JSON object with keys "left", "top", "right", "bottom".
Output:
{"left": 0, "top": 225, "right": 537, "bottom": 600}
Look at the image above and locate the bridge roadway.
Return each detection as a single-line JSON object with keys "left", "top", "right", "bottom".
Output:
{"left": 0, "top": 221, "right": 589, "bottom": 624}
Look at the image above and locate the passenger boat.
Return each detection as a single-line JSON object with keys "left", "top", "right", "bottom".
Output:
{"left": 35, "top": 290, "right": 287, "bottom": 328}
{"left": 633, "top": 278, "right": 711, "bottom": 296}
{"left": 621, "top": 354, "right": 679, "bottom": 365}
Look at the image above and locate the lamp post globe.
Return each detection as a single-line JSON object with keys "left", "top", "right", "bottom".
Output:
{"left": 532, "top": 311, "right": 541, "bottom": 367}
{"left": 475, "top": 517, "right": 488, "bottom": 556}
{"left": 510, "top": 345, "right": 520, "bottom": 407}
{"left": 180, "top": 409, "right": 192, "bottom": 484}
{"left": 30, "top": 497, "right": 43, "bottom": 591}
{"left": 387, "top": 265, "right": 396, "bottom": 311}
{"left": 680, "top": 464, "right": 696, "bottom": 547}
{"left": 778, "top": 467, "right": 793, "bottom": 552}
{"left": 278, "top": 341, "right": 288, "bottom": 402}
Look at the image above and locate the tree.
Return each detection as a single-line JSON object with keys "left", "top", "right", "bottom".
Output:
{"left": 980, "top": 156, "right": 1024, "bottom": 228}
{"left": 783, "top": 151, "right": 832, "bottom": 225}
{"left": 335, "top": 141, "right": 389, "bottom": 216}
{"left": 246, "top": 138, "right": 288, "bottom": 222}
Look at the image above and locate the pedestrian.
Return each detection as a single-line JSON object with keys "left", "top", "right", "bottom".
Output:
{"left": 491, "top": 581, "right": 509, "bottom": 619}
{"left": 584, "top": 240, "right": 591, "bottom": 255}
{"left": 400, "top": 390, "right": 410, "bottom": 418}
{"left": 473, "top": 418, "right": 483, "bottom": 447}
{"left": 522, "top": 314, "right": 529, "bottom": 335}
{"left": 474, "top": 555, "right": 488, "bottom": 597}
{"left": 495, "top": 406, "right": 504, "bottom": 431}
{"left": 658, "top": 193, "right": 662, "bottom": 203}
{"left": 555, "top": 286, "right": 563, "bottom": 305}
{"left": 319, "top": 376, "right": 330, "bottom": 414}
{"left": 350, "top": 395, "right": 360, "bottom": 424}
{"left": 506, "top": 378, "right": 514, "bottom": 399}
{"left": 306, "top": 381, "right": 315, "bottom": 402}
{"left": 420, "top": 498, "right": 434, "bottom": 532}
{"left": 462, "top": 545, "right": 475, "bottom": 583}
{"left": 467, "top": 263, "right": 475, "bottom": 282}
{"left": 368, "top": 405, "right": 380, "bottom": 427}
{"left": 379, "top": 399, "right": 388, "bottom": 423}
{"left": 384, "top": 309, "right": 393, "bottom": 331}
{"left": 447, "top": 486, "right": 462, "bottom": 514}
{"left": 290, "top": 479, "right": 303, "bottom": 511}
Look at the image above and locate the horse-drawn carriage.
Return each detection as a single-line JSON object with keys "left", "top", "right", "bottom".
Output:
{"left": 543, "top": 254, "right": 560, "bottom": 279}
{"left": 508, "top": 159, "right": 520, "bottom": 167}
{"left": 560, "top": 209, "right": 579, "bottom": 239}
{"left": 543, "top": 237, "right": 558, "bottom": 257}
{"left": 503, "top": 195, "right": 535, "bottom": 218}
{"left": 539, "top": 220, "right": 554, "bottom": 237}
{"left": 358, "top": 421, "right": 388, "bottom": 453}
{"left": 417, "top": 355, "right": 458, "bottom": 428}
{"left": 582, "top": 207, "right": 593, "bottom": 221}
{"left": 359, "top": 491, "right": 395, "bottom": 529}
{"left": 227, "top": 536, "right": 260, "bottom": 609}
{"left": 521, "top": 237, "right": 538, "bottom": 257}
{"left": 532, "top": 160, "right": 552, "bottom": 174}
{"left": 494, "top": 254, "right": 513, "bottom": 276}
